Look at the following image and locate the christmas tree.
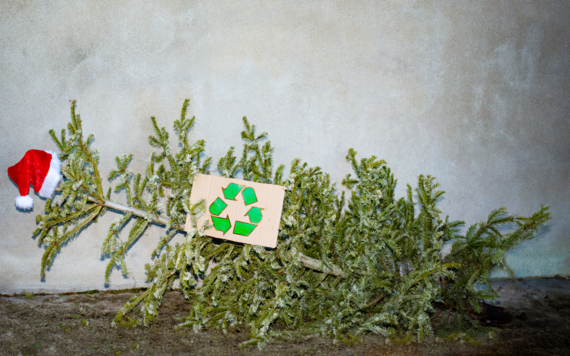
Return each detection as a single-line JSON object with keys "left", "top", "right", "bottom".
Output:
{"left": 33, "top": 100, "right": 550, "bottom": 347}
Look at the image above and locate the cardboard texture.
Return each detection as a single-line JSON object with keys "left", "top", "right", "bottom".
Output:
{"left": 185, "top": 174, "right": 286, "bottom": 248}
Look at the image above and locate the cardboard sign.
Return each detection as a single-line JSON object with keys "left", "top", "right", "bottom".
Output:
{"left": 185, "top": 174, "right": 286, "bottom": 248}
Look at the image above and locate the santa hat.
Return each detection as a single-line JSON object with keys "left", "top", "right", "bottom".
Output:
{"left": 7, "top": 149, "right": 62, "bottom": 210}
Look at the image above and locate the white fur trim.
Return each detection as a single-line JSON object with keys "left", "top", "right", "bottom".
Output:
{"left": 15, "top": 195, "right": 34, "bottom": 210}
{"left": 38, "top": 151, "right": 62, "bottom": 198}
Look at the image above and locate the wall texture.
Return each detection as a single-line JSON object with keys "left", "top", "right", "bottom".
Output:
{"left": 1, "top": 1, "right": 569, "bottom": 294}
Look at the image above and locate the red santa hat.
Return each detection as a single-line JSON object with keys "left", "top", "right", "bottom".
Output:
{"left": 7, "top": 149, "right": 62, "bottom": 210}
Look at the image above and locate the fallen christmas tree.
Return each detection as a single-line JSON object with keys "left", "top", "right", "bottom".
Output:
{"left": 32, "top": 100, "right": 550, "bottom": 348}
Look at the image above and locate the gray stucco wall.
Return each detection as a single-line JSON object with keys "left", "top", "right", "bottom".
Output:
{"left": 1, "top": 1, "right": 569, "bottom": 294}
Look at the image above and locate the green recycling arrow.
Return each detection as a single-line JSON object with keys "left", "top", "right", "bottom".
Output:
{"left": 209, "top": 197, "right": 227, "bottom": 216}
{"left": 245, "top": 207, "right": 263, "bottom": 224}
{"left": 211, "top": 215, "right": 231, "bottom": 234}
{"left": 241, "top": 187, "right": 258, "bottom": 205}
{"left": 233, "top": 221, "right": 257, "bottom": 236}
{"left": 222, "top": 183, "right": 244, "bottom": 200}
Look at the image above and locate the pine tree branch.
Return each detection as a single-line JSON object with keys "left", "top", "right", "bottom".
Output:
{"left": 87, "top": 196, "right": 180, "bottom": 230}
{"left": 365, "top": 293, "right": 385, "bottom": 309}
{"left": 296, "top": 253, "right": 345, "bottom": 278}
{"left": 86, "top": 196, "right": 346, "bottom": 278}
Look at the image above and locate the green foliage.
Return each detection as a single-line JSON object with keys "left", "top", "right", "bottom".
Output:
{"left": 34, "top": 102, "right": 105, "bottom": 277}
{"left": 440, "top": 205, "right": 551, "bottom": 325}
{"left": 33, "top": 100, "right": 551, "bottom": 348}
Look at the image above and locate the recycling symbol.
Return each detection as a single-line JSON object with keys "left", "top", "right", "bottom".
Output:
{"left": 208, "top": 183, "right": 263, "bottom": 236}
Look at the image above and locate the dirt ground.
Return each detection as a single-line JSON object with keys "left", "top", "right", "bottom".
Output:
{"left": 1, "top": 278, "right": 569, "bottom": 356}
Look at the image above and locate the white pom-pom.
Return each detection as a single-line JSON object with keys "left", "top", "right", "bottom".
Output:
{"left": 15, "top": 195, "right": 34, "bottom": 210}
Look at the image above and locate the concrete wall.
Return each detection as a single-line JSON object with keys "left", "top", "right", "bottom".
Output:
{"left": 1, "top": 1, "right": 568, "bottom": 294}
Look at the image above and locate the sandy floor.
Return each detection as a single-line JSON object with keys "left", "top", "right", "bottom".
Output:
{"left": 1, "top": 278, "right": 569, "bottom": 355}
